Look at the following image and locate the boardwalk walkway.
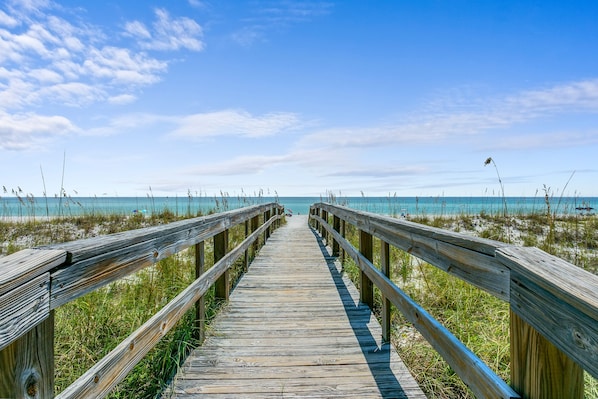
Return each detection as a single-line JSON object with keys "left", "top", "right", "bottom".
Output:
{"left": 164, "top": 215, "right": 425, "bottom": 398}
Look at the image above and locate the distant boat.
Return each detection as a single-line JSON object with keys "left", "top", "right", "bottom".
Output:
{"left": 575, "top": 206, "right": 594, "bottom": 211}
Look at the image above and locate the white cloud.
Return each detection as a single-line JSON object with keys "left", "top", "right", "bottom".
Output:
{"left": 0, "top": 111, "right": 77, "bottom": 150}
{"left": 0, "top": 1, "right": 200, "bottom": 118}
{"left": 509, "top": 79, "right": 598, "bottom": 112}
{"left": 29, "top": 67, "right": 63, "bottom": 83}
{"left": 125, "top": 8, "right": 204, "bottom": 51}
{"left": 232, "top": 1, "right": 333, "bottom": 46}
{"left": 0, "top": 10, "right": 18, "bottom": 27}
{"left": 170, "top": 109, "right": 302, "bottom": 139}
{"left": 83, "top": 46, "right": 167, "bottom": 85}
{"left": 479, "top": 130, "right": 598, "bottom": 151}
{"left": 83, "top": 112, "right": 172, "bottom": 136}
{"left": 186, "top": 154, "right": 290, "bottom": 176}
{"left": 188, "top": 0, "right": 208, "bottom": 9}
{"left": 34, "top": 82, "right": 106, "bottom": 107}
{"left": 323, "top": 165, "right": 429, "bottom": 178}
{"left": 108, "top": 94, "right": 137, "bottom": 105}
{"left": 124, "top": 20, "right": 151, "bottom": 39}
{"left": 257, "top": 1, "right": 334, "bottom": 22}
{"left": 300, "top": 79, "right": 598, "bottom": 150}
{"left": 231, "top": 26, "right": 264, "bottom": 47}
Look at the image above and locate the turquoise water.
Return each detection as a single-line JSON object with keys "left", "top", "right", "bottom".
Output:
{"left": 1, "top": 195, "right": 595, "bottom": 218}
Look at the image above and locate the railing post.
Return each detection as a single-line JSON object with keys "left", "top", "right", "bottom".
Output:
{"left": 359, "top": 230, "right": 374, "bottom": 308}
{"left": 244, "top": 220, "right": 250, "bottom": 272}
{"left": 380, "top": 240, "right": 391, "bottom": 342}
{"left": 0, "top": 313, "right": 55, "bottom": 399}
{"left": 321, "top": 210, "right": 328, "bottom": 243}
{"left": 214, "top": 229, "right": 229, "bottom": 300}
{"left": 195, "top": 241, "right": 205, "bottom": 342}
{"left": 251, "top": 215, "right": 259, "bottom": 255}
{"left": 264, "top": 210, "right": 271, "bottom": 241}
{"left": 332, "top": 215, "right": 340, "bottom": 257}
{"left": 340, "top": 219, "right": 346, "bottom": 265}
{"left": 311, "top": 207, "right": 319, "bottom": 230}
{"left": 510, "top": 309, "right": 583, "bottom": 399}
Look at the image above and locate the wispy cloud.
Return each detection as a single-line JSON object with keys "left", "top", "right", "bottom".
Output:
{"left": 108, "top": 94, "right": 137, "bottom": 105}
{"left": 323, "top": 165, "right": 429, "bottom": 178}
{"left": 185, "top": 154, "right": 290, "bottom": 176}
{"left": 231, "top": 1, "right": 333, "bottom": 46}
{"left": 124, "top": 8, "right": 204, "bottom": 51}
{"left": 301, "top": 79, "right": 598, "bottom": 150}
{"left": 169, "top": 109, "right": 303, "bottom": 139}
{"left": 478, "top": 130, "right": 598, "bottom": 151}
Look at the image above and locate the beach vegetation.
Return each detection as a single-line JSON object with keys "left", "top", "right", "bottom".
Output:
{"left": 1, "top": 192, "right": 596, "bottom": 397}
{"left": 339, "top": 204, "right": 597, "bottom": 398}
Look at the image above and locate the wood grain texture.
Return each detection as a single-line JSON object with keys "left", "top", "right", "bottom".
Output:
{"left": 0, "top": 273, "right": 50, "bottom": 351}
{"left": 500, "top": 246, "right": 598, "bottom": 379}
{"left": 312, "top": 212, "right": 520, "bottom": 399}
{"left": 0, "top": 310, "right": 54, "bottom": 399}
{"left": 311, "top": 203, "right": 511, "bottom": 301}
{"left": 510, "top": 309, "right": 583, "bottom": 399}
{"left": 165, "top": 216, "right": 425, "bottom": 399}
{"left": 47, "top": 203, "right": 282, "bottom": 309}
{"left": 0, "top": 249, "right": 66, "bottom": 297}
{"left": 55, "top": 213, "right": 280, "bottom": 399}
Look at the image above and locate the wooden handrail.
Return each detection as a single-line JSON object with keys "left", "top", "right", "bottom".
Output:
{"left": 0, "top": 203, "right": 283, "bottom": 398}
{"left": 310, "top": 202, "right": 598, "bottom": 399}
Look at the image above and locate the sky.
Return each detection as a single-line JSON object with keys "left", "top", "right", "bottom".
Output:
{"left": 1, "top": 0, "right": 598, "bottom": 199}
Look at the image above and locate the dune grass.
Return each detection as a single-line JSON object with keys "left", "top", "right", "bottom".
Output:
{"left": 339, "top": 210, "right": 597, "bottom": 398}
{"left": 2, "top": 203, "right": 596, "bottom": 398}
{"left": 1, "top": 208, "right": 262, "bottom": 398}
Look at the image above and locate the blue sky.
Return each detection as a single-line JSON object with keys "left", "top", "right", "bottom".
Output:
{"left": 2, "top": 0, "right": 598, "bottom": 198}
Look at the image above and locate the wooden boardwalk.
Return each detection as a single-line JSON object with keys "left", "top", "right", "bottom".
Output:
{"left": 164, "top": 215, "right": 425, "bottom": 398}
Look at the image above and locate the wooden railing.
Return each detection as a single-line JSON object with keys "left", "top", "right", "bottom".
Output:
{"left": 0, "top": 203, "right": 284, "bottom": 399}
{"left": 310, "top": 202, "right": 598, "bottom": 399}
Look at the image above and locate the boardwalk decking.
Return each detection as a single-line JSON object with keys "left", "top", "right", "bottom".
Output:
{"left": 164, "top": 215, "right": 425, "bottom": 398}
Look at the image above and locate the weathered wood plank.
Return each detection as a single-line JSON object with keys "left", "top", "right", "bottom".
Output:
{"left": 315, "top": 213, "right": 520, "bottom": 399}
{"left": 499, "top": 246, "right": 598, "bottom": 379}
{"left": 313, "top": 202, "right": 504, "bottom": 256}
{"left": 510, "top": 309, "right": 583, "bottom": 399}
{"left": 0, "top": 310, "right": 54, "bottom": 399}
{"left": 0, "top": 273, "right": 50, "bottom": 351}
{"left": 166, "top": 215, "right": 425, "bottom": 399}
{"left": 55, "top": 212, "right": 281, "bottom": 399}
{"left": 48, "top": 204, "right": 281, "bottom": 308}
{"left": 310, "top": 208, "right": 511, "bottom": 301}
{"left": 0, "top": 249, "right": 66, "bottom": 297}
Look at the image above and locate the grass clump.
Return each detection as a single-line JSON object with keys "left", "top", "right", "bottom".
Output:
{"left": 54, "top": 252, "right": 222, "bottom": 398}
{"left": 339, "top": 208, "right": 597, "bottom": 398}
{"left": 1, "top": 210, "right": 259, "bottom": 398}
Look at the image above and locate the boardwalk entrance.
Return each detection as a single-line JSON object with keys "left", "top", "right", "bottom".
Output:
{"left": 165, "top": 215, "right": 425, "bottom": 398}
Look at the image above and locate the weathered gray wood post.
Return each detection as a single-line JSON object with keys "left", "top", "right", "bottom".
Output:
{"left": 195, "top": 241, "right": 205, "bottom": 342}
{"left": 510, "top": 310, "right": 583, "bottom": 399}
{"left": 332, "top": 215, "right": 340, "bottom": 257}
{"left": 340, "top": 219, "right": 346, "bottom": 265}
{"left": 359, "top": 230, "right": 374, "bottom": 308}
{"left": 264, "top": 210, "right": 271, "bottom": 241}
{"left": 380, "top": 240, "right": 391, "bottom": 342}
{"left": 214, "top": 229, "right": 229, "bottom": 300}
{"left": 0, "top": 315, "right": 55, "bottom": 399}
{"left": 251, "top": 215, "right": 259, "bottom": 255}
{"left": 321, "top": 210, "right": 328, "bottom": 244}
{"left": 244, "top": 220, "right": 250, "bottom": 272}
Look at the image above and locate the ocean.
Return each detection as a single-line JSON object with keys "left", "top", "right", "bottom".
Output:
{"left": 1, "top": 195, "right": 595, "bottom": 219}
